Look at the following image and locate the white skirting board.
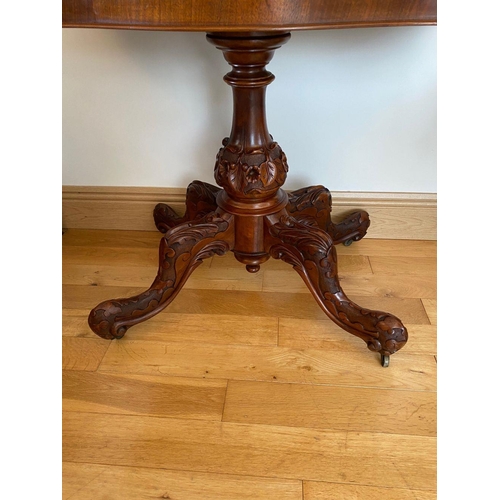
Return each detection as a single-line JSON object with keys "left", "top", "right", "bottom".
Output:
{"left": 62, "top": 186, "right": 436, "bottom": 240}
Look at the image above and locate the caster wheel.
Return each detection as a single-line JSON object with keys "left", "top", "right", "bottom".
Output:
{"left": 343, "top": 239, "right": 353, "bottom": 247}
{"left": 114, "top": 326, "right": 127, "bottom": 339}
{"left": 381, "top": 354, "right": 390, "bottom": 367}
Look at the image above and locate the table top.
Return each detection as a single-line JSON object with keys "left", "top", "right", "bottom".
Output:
{"left": 62, "top": 0, "right": 437, "bottom": 32}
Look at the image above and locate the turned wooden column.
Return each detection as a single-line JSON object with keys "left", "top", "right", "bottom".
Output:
{"left": 207, "top": 32, "right": 291, "bottom": 272}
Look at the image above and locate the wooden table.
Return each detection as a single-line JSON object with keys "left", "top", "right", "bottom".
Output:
{"left": 63, "top": 0, "right": 437, "bottom": 367}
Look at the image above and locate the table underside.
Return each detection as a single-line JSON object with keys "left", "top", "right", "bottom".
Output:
{"left": 63, "top": 0, "right": 436, "bottom": 31}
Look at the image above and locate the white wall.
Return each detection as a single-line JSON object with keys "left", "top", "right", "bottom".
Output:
{"left": 62, "top": 27, "right": 436, "bottom": 193}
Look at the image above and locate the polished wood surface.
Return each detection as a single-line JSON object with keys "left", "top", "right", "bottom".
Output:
{"left": 62, "top": 228, "right": 437, "bottom": 499}
{"left": 62, "top": 0, "right": 437, "bottom": 31}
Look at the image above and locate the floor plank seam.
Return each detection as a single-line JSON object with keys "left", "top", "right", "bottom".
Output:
{"left": 63, "top": 410, "right": 437, "bottom": 438}
{"left": 65, "top": 469, "right": 106, "bottom": 500}
{"left": 93, "top": 368, "right": 437, "bottom": 392}
{"left": 61, "top": 459, "right": 437, "bottom": 491}
{"left": 420, "top": 298, "right": 432, "bottom": 324}
{"left": 220, "top": 381, "right": 230, "bottom": 422}
{"left": 94, "top": 342, "right": 112, "bottom": 372}
{"left": 367, "top": 255, "right": 375, "bottom": 274}
{"left": 63, "top": 230, "right": 436, "bottom": 495}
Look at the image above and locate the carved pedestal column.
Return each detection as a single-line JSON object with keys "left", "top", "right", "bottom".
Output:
{"left": 89, "top": 31, "right": 408, "bottom": 367}
{"left": 207, "top": 32, "right": 291, "bottom": 272}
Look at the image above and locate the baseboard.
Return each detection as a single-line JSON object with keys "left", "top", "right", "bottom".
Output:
{"left": 62, "top": 186, "right": 436, "bottom": 240}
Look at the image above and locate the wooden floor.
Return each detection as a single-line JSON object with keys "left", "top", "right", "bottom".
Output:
{"left": 62, "top": 229, "right": 437, "bottom": 500}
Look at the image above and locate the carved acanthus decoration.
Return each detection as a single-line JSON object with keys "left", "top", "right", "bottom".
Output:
{"left": 215, "top": 137, "right": 288, "bottom": 200}
{"left": 88, "top": 213, "right": 233, "bottom": 340}
{"left": 154, "top": 181, "right": 221, "bottom": 233}
{"left": 287, "top": 185, "right": 370, "bottom": 245}
{"left": 269, "top": 215, "right": 407, "bottom": 356}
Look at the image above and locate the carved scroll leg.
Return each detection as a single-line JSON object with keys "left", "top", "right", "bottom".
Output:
{"left": 287, "top": 185, "right": 333, "bottom": 229}
{"left": 329, "top": 210, "right": 370, "bottom": 246}
{"left": 287, "top": 185, "right": 370, "bottom": 245}
{"left": 267, "top": 214, "right": 407, "bottom": 366}
{"left": 89, "top": 212, "right": 233, "bottom": 339}
{"left": 154, "top": 180, "right": 222, "bottom": 233}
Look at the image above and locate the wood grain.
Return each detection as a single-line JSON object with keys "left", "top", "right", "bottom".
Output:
{"left": 223, "top": 380, "right": 436, "bottom": 436}
{"left": 62, "top": 285, "right": 431, "bottom": 325}
{"left": 62, "top": 462, "right": 302, "bottom": 500}
{"left": 263, "top": 270, "right": 436, "bottom": 299}
{"left": 422, "top": 299, "right": 437, "bottom": 325}
{"left": 303, "top": 481, "right": 436, "bottom": 499}
{"left": 278, "top": 319, "right": 436, "bottom": 355}
{"left": 336, "top": 238, "right": 437, "bottom": 258}
{"left": 62, "top": 262, "right": 263, "bottom": 291}
{"left": 62, "top": 227, "right": 160, "bottom": 248}
{"left": 62, "top": 337, "right": 110, "bottom": 371}
{"left": 62, "top": 0, "right": 437, "bottom": 31}
{"left": 63, "top": 309, "right": 278, "bottom": 346}
{"left": 63, "top": 371, "right": 227, "bottom": 420}
{"left": 62, "top": 462, "right": 106, "bottom": 500}
{"left": 63, "top": 412, "right": 436, "bottom": 489}
{"left": 98, "top": 340, "right": 436, "bottom": 391}
{"left": 212, "top": 253, "right": 372, "bottom": 274}
{"left": 369, "top": 256, "right": 437, "bottom": 276}
{"left": 62, "top": 245, "right": 159, "bottom": 266}
{"left": 62, "top": 231, "right": 436, "bottom": 495}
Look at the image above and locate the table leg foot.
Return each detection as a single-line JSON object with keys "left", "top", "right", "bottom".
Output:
{"left": 267, "top": 214, "right": 407, "bottom": 363}
{"left": 88, "top": 212, "right": 233, "bottom": 339}
{"left": 154, "top": 180, "right": 221, "bottom": 232}
{"left": 331, "top": 210, "right": 370, "bottom": 246}
{"left": 287, "top": 185, "right": 370, "bottom": 245}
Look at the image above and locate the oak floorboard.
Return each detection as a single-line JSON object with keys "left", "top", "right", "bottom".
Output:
{"left": 62, "top": 462, "right": 106, "bottom": 500}
{"left": 211, "top": 253, "right": 373, "bottom": 274}
{"left": 62, "top": 245, "right": 159, "bottom": 266}
{"left": 63, "top": 230, "right": 436, "bottom": 257}
{"left": 62, "top": 262, "right": 263, "bottom": 291}
{"left": 263, "top": 270, "right": 436, "bottom": 299}
{"left": 63, "top": 309, "right": 278, "bottom": 345}
{"left": 335, "top": 239, "right": 437, "bottom": 258}
{"left": 63, "top": 285, "right": 430, "bottom": 325}
{"left": 422, "top": 299, "right": 437, "bottom": 325}
{"left": 63, "top": 371, "right": 227, "bottom": 421}
{"left": 278, "top": 319, "right": 436, "bottom": 355}
{"left": 223, "top": 380, "right": 436, "bottom": 436}
{"left": 62, "top": 462, "right": 303, "bottom": 500}
{"left": 62, "top": 231, "right": 436, "bottom": 498}
{"left": 369, "top": 256, "right": 436, "bottom": 276}
{"left": 63, "top": 412, "right": 436, "bottom": 490}
{"left": 303, "top": 481, "right": 436, "bottom": 499}
{"left": 62, "top": 337, "right": 110, "bottom": 371}
{"left": 98, "top": 340, "right": 436, "bottom": 391}
{"left": 62, "top": 228, "right": 161, "bottom": 248}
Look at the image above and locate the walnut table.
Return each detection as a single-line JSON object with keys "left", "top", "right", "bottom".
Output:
{"left": 63, "top": 0, "right": 437, "bottom": 367}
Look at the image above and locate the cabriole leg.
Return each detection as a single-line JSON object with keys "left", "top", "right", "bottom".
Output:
{"left": 154, "top": 180, "right": 221, "bottom": 233}
{"left": 88, "top": 212, "right": 233, "bottom": 339}
{"left": 287, "top": 185, "right": 370, "bottom": 245}
{"left": 266, "top": 213, "right": 407, "bottom": 365}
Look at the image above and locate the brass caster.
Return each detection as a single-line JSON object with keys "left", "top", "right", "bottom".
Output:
{"left": 344, "top": 239, "right": 353, "bottom": 247}
{"left": 381, "top": 354, "right": 390, "bottom": 367}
